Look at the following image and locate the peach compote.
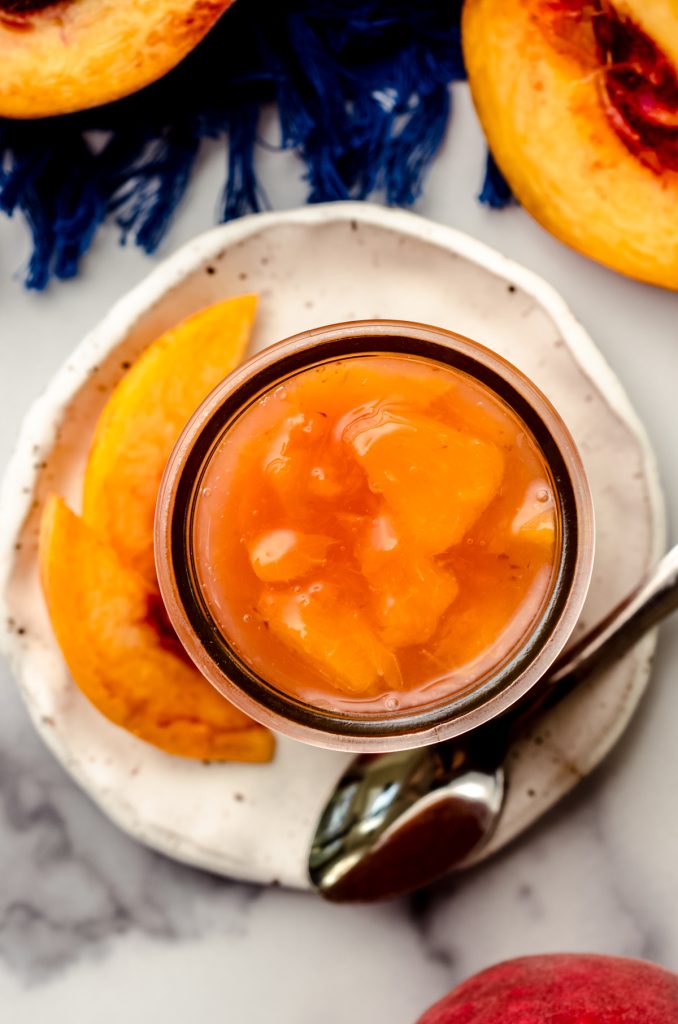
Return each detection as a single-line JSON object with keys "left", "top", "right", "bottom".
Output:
{"left": 193, "top": 354, "right": 561, "bottom": 713}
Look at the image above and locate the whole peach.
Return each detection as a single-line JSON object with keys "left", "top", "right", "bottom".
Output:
{"left": 417, "top": 954, "right": 678, "bottom": 1023}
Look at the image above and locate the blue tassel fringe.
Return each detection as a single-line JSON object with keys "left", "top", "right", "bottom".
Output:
{"left": 479, "top": 151, "right": 514, "bottom": 209}
{"left": 0, "top": 0, "right": 512, "bottom": 289}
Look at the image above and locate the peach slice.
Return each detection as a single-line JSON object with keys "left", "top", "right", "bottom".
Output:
{"left": 83, "top": 293, "right": 256, "bottom": 585}
{"left": 0, "top": 1, "right": 235, "bottom": 119}
{"left": 40, "top": 495, "right": 273, "bottom": 762}
{"left": 258, "top": 582, "right": 403, "bottom": 695}
{"left": 346, "top": 409, "right": 504, "bottom": 554}
{"left": 463, "top": 0, "right": 678, "bottom": 289}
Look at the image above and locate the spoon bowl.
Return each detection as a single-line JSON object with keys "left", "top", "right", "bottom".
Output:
{"left": 309, "top": 742, "right": 505, "bottom": 901}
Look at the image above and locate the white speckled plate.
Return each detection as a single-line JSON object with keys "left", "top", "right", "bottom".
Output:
{"left": 0, "top": 203, "right": 665, "bottom": 889}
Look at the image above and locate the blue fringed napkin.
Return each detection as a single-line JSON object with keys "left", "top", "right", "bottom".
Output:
{"left": 0, "top": 0, "right": 510, "bottom": 289}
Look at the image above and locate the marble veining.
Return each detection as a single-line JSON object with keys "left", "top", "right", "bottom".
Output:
{"left": 0, "top": 676, "right": 262, "bottom": 983}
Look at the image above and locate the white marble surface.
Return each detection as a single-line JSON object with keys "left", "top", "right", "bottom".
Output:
{"left": 1, "top": 88, "right": 677, "bottom": 1021}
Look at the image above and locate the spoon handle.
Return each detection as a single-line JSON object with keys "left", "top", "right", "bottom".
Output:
{"left": 539, "top": 542, "right": 678, "bottom": 712}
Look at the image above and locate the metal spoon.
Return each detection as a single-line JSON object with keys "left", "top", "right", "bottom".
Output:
{"left": 309, "top": 544, "right": 678, "bottom": 902}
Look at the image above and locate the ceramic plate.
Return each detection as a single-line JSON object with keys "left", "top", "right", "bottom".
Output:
{"left": 0, "top": 203, "right": 665, "bottom": 889}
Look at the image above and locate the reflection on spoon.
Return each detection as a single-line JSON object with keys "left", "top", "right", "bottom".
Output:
{"left": 309, "top": 544, "right": 678, "bottom": 902}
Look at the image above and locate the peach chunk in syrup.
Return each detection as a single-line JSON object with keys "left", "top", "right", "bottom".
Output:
{"left": 193, "top": 355, "right": 560, "bottom": 713}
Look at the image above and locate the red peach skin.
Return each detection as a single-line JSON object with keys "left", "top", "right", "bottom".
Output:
{"left": 417, "top": 954, "right": 678, "bottom": 1023}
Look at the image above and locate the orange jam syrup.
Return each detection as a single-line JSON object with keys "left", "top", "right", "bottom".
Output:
{"left": 193, "top": 354, "right": 561, "bottom": 713}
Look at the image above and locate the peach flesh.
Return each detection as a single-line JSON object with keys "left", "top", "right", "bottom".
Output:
{"left": 40, "top": 496, "right": 274, "bottom": 762}
{"left": 0, "top": 0, "right": 235, "bottom": 119}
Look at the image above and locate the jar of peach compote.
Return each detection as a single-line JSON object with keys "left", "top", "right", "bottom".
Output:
{"left": 155, "top": 321, "right": 594, "bottom": 752}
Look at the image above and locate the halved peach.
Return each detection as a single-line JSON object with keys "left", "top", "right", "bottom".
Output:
{"left": 0, "top": 1, "right": 234, "bottom": 119}
{"left": 40, "top": 495, "right": 273, "bottom": 761}
{"left": 463, "top": 0, "right": 678, "bottom": 289}
{"left": 83, "top": 293, "right": 256, "bottom": 585}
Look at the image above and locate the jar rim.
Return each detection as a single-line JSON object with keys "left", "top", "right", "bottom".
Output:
{"left": 155, "top": 320, "right": 595, "bottom": 752}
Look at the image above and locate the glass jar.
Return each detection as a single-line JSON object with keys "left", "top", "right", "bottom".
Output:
{"left": 155, "top": 320, "right": 594, "bottom": 752}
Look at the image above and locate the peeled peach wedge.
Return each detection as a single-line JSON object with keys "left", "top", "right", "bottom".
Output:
{"left": 247, "top": 530, "right": 335, "bottom": 584}
{"left": 431, "top": 550, "right": 538, "bottom": 671}
{"left": 258, "top": 582, "right": 403, "bottom": 695}
{"left": 463, "top": 0, "right": 678, "bottom": 289}
{"left": 357, "top": 515, "right": 459, "bottom": 648}
{"left": 347, "top": 409, "right": 504, "bottom": 555}
{"left": 0, "top": 1, "right": 235, "bottom": 119}
{"left": 40, "top": 496, "right": 274, "bottom": 762}
{"left": 292, "top": 358, "right": 456, "bottom": 419}
{"left": 83, "top": 293, "right": 256, "bottom": 586}
{"left": 366, "top": 555, "right": 459, "bottom": 649}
